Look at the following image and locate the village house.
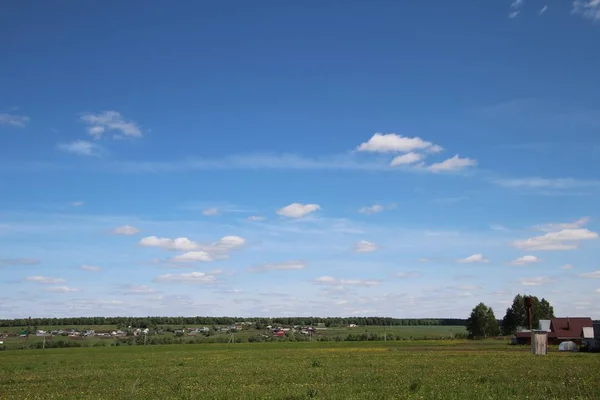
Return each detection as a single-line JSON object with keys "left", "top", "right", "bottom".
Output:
{"left": 514, "top": 317, "right": 594, "bottom": 345}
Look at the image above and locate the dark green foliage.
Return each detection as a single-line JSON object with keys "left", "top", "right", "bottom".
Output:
{"left": 501, "top": 294, "right": 555, "bottom": 335}
{"left": 466, "top": 303, "right": 499, "bottom": 339}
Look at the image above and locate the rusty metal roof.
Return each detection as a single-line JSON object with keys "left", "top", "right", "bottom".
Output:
{"left": 550, "top": 317, "right": 593, "bottom": 339}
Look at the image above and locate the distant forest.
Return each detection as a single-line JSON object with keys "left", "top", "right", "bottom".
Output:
{"left": 0, "top": 316, "right": 468, "bottom": 328}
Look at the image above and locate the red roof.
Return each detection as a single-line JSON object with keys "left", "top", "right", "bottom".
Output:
{"left": 549, "top": 318, "right": 593, "bottom": 339}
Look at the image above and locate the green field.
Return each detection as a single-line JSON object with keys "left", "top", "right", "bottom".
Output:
{"left": 1, "top": 340, "right": 599, "bottom": 399}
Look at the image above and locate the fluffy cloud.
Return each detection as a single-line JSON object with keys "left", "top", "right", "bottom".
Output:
{"left": 81, "top": 111, "right": 142, "bottom": 139}
{"left": 140, "top": 236, "right": 200, "bottom": 251}
{"left": 428, "top": 155, "right": 477, "bottom": 173}
{"left": 519, "top": 277, "right": 554, "bottom": 286}
{"left": 356, "top": 133, "right": 437, "bottom": 153}
{"left": 0, "top": 112, "right": 29, "bottom": 127}
{"left": 170, "top": 251, "right": 213, "bottom": 263}
{"left": 276, "top": 203, "right": 320, "bottom": 218}
{"left": 573, "top": 0, "right": 600, "bottom": 21}
{"left": 511, "top": 255, "right": 540, "bottom": 266}
{"left": 492, "top": 177, "right": 600, "bottom": 189}
{"left": 313, "top": 276, "right": 381, "bottom": 286}
{"left": 579, "top": 270, "right": 600, "bottom": 279}
{"left": 57, "top": 140, "right": 103, "bottom": 156}
{"left": 80, "top": 265, "right": 101, "bottom": 272}
{"left": 390, "top": 152, "right": 424, "bottom": 166}
{"left": 457, "top": 254, "right": 490, "bottom": 263}
{"left": 249, "top": 261, "right": 306, "bottom": 272}
{"left": 512, "top": 228, "right": 598, "bottom": 250}
{"left": 113, "top": 225, "right": 140, "bottom": 235}
{"left": 155, "top": 271, "right": 218, "bottom": 284}
{"left": 354, "top": 240, "right": 379, "bottom": 253}
{"left": 0, "top": 258, "right": 39, "bottom": 267}
{"left": 202, "top": 208, "right": 219, "bottom": 216}
{"left": 47, "top": 286, "right": 80, "bottom": 293}
{"left": 26, "top": 276, "right": 66, "bottom": 284}
{"left": 561, "top": 264, "right": 574, "bottom": 270}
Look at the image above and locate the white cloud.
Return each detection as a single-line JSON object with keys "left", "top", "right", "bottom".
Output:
{"left": 0, "top": 112, "right": 29, "bottom": 127}
{"left": 80, "top": 111, "right": 142, "bottom": 139}
{"left": 70, "top": 201, "right": 84, "bottom": 207}
{"left": 276, "top": 203, "right": 320, "bottom": 218}
{"left": 520, "top": 276, "right": 554, "bottom": 286}
{"left": 596, "top": 288, "right": 600, "bottom": 293}
{"left": 57, "top": 140, "right": 103, "bottom": 156}
{"left": 539, "top": 5, "right": 548, "bottom": 14}
{"left": 170, "top": 251, "right": 213, "bottom": 263}
{"left": 512, "top": 228, "right": 599, "bottom": 250}
{"left": 509, "top": 11, "right": 520, "bottom": 18}
{"left": 396, "top": 271, "right": 418, "bottom": 279}
{"left": 418, "top": 258, "right": 430, "bottom": 263}
{"left": 511, "top": 255, "right": 540, "bottom": 266}
{"left": 511, "top": 0, "right": 523, "bottom": 8}
{"left": 247, "top": 215, "right": 265, "bottom": 221}
{"left": 313, "top": 276, "right": 381, "bottom": 286}
{"left": 354, "top": 240, "right": 379, "bottom": 253}
{"left": 534, "top": 217, "right": 590, "bottom": 232}
{"left": 492, "top": 177, "right": 600, "bottom": 189}
{"left": 249, "top": 261, "right": 306, "bottom": 272}
{"left": 457, "top": 254, "right": 490, "bottom": 263}
{"left": 580, "top": 270, "right": 600, "bottom": 279}
{"left": 155, "top": 271, "right": 218, "bottom": 284}
{"left": 390, "top": 152, "right": 424, "bottom": 166}
{"left": 118, "top": 285, "right": 159, "bottom": 295}
{"left": 356, "top": 133, "right": 436, "bottom": 153}
{"left": 113, "top": 225, "right": 140, "bottom": 235}
{"left": 573, "top": 0, "right": 600, "bottom": 21}
{"left": 202, "top": 208, "right": 219, "bottom": 216}
{"left": 80, "top": 265, "right": 101, "bottom": 272}
{"left": 428, "top": 155, "right": 476, "bottom": 173}
{"left": 139, "top": 236, "right": 200, "bottom": 251}
{"left": 47, "top": 286, "right": 80, "bottom": 293}
{"left": 26, "top": 276, "right": 66, "bottom": 284}
{"left": 561, "top": 264, "right": 575, "bottom": 270}
{"left": 358, "top": 204, "right": 384, "bottom": 215}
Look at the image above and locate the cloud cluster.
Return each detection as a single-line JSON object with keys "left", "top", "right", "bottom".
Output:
{"left": 519, "top": 276, "right": 554, "bottom": 286}
{"left": 57, "top": 140, "right": 103, "bottom": 157}
{"left": 356, "top": 133, "right": 475, "bottom": 173}
{"left": 140, "top": 234, "right": 246, "bottom": 263}
{"left": 358, "top": 203, "right": 395, "bottom": 215}
{"left": 26, "top": 276, "right": 66, "bottom": 284}
{"left": 0, "top": 112, "right": 29, "bottom": 127}
{"left": 512, "top": 222, "right": 598, "bottom": 251}
{"left": 81, "top": 111, "right": 142, "bottom": 139}
{"left": 573, "top": 0, "right": 600, "bottom": 21}
{"left": 276, "top": 203, "right": 320, "bottom": 218}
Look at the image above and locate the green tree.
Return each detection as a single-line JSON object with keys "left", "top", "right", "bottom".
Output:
{"left": 501, "top": 294, "right": 555, "bottom": 335}
{"left": 466, "top": 303, "right": 499, "bottom": 339}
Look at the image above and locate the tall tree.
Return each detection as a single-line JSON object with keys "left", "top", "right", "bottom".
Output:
{"left": 501, "top": 294, "right": 555, "bottom": 335}
{"left": 467, "top": 303, "right": 499, "bottom": 339}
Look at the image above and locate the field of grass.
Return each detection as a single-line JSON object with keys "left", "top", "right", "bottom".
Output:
{"left": 1, "top": 340, "right": 599, "bottom": 399}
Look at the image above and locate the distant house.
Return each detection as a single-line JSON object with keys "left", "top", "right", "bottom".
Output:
{"left": 514, "top": 317, "right": 593, "bottom": 345}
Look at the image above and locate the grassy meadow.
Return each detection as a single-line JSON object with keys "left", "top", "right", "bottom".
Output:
{"left": 1, "top": 340, "right": 599, "bottom": 399}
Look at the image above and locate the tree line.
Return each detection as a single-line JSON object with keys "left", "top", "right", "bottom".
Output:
{"left": 466, "top": 294, "right": 555, "bottom": 339}
{"left": 0, "top": 316, "right": 468, "bottom": 328}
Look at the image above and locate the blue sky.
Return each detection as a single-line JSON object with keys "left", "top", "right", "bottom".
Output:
{"left": 1, "top": 1, "right": 599, "bottom": 320}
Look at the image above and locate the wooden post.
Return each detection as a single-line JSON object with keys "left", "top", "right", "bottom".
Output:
{"left": 531, "top": 331, "right": 547, "bottom": 355}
